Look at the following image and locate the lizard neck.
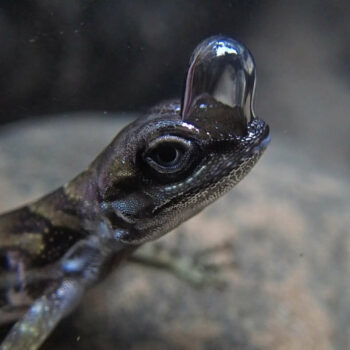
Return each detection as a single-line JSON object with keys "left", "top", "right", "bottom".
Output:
{"left": 0, "top": 169, "right": 104, "bottom": 266}
{"left": 63, "top": 169, "right": 101, "bottom": 220}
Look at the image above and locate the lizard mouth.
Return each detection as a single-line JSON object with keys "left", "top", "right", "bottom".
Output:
{"left": 258, "top": 127, "right": 271, "bottom": 150}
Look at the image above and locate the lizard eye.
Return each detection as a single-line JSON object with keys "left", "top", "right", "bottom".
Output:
{"left": 143, "top": 135, "right": 195, "bottom": 176}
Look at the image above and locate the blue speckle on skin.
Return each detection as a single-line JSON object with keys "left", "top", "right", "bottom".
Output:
{"left": 61, "top": 258, "right": 85, "bottom": 273}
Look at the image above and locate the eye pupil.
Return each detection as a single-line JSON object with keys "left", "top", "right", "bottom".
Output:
{"left": 156, "top": 145, "right": 179, "bottom": 165}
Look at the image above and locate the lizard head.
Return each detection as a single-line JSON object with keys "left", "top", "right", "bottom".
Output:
{"left": 95, "top": 36, "right": 270, "bottom": 244}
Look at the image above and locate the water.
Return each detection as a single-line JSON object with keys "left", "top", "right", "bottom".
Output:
{"left": 0, "top": 1, "right": 349, "bottom": 349}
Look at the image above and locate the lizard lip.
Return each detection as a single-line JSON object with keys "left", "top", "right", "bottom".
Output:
{"left": 259, "top": 132, "right": 271, "bottom": 150}
{"left": 251, "top": 124, "right": 270, "bottom": 153}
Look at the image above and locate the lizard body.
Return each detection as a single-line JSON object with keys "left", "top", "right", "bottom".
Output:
{"left": 0, "top": 36, "right": 269, "bottom": 350}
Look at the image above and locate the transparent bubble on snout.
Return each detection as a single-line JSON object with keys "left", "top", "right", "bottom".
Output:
{"left": 181, "top": 36, "right": 256, "bottom": 123}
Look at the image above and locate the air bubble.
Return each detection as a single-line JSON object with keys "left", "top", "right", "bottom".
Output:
{"left": 181, "top": 36, "right": 256, "bottom": 122}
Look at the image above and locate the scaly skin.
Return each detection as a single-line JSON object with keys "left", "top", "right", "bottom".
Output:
{"left": 0, "top": 36, "right": 269, "bottom": 350}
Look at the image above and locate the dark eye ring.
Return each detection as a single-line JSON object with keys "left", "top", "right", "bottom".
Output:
{"left": 144, "top": 135, "right": 194, "bottom": 174}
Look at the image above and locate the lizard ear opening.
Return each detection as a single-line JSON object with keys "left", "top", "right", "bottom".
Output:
{"left": 181, "top": 35, "right": 256, "bottom": 123}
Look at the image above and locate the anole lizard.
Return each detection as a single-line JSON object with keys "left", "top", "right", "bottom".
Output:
{"left": 0, "top": 36, "right": 269, "bottom": 350}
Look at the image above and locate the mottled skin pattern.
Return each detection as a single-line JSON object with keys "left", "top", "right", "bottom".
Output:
{"left": 0, "top": 37, "right": 269, "bottom": 349}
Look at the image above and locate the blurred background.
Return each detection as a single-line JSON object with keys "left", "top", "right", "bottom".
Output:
{"left": 0, "top": 1, "right": 349, "bottom": 349}
{"left": 0, "top": 0, "right": 350, "bottom": 175}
